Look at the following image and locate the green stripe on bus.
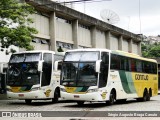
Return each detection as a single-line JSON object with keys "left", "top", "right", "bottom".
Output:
{"left": 127, "top": 72, "right": 136, "bottom": 93}
{"left": 75, "top": 87, "right": 83, "bottom": 92}
{"left": 20, "top": 86, "right": 32, "bottom": 91}
{"left": 81, "top": 87, "right": 89, "bottom": 92}
{"left": 119, "top": 71, "right": 132, "bottom": 93}
{"left": 75, "top": 87, "right": 89, "bottom": 92}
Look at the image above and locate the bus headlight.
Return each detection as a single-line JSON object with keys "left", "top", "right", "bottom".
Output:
{"left": 60, "top": 88, "right": 66, "bottom": 92}
{"left": 6, "top": 88, "right": 11, "bottom": 92}
{"left": 87, "top": 88, "right": 98, "bottom": 93}
{"left": 31, "top": 87, "right": 40, "bottom": 91}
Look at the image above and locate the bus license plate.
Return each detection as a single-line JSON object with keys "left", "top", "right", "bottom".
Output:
{"left": 19, "top": 94, "right": 24, "bottom": 97}
{"left": 74, "top": 95, "right": 79, "bottom": 98}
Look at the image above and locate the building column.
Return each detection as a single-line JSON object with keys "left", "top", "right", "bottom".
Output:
{"left": 91, "top": 26, "right": 96, "bottom": 48}
{"left": 118, "top": 35, "right": 123, "bottom": 50}
{"left": 49, "top": 12, "right": 56, "bottom": 51}
{"left": 137, "top": 42, "right": 142, "bottom": 56}
{"left": 128, "top": 39, "right": 133, "bottom": 53}
{"left": 72, "top": 19, "right": 78, "bottom": 49}
{"left": 105, "top": 31, "right": 111, "bottom": 49}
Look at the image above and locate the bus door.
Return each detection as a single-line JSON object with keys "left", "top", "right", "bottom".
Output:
{"left": 99, "top": 52, "right": 109, "bottom": 88}
{"left": 53, "top": 60, "right": 62, "bottom": 85}
{"left": 0, "top": 73, "right": 6, "bottom": 94}
{"left": 41, "top": 53, "right": 53, "bottom": 94}
{"left": 0, "top": 63, "right": 7, "bottom": 94}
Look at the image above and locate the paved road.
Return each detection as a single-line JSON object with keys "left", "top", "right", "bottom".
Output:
{"left": 0, "top": 95, "right": 160, "bottom": 111}
{"left": 0, "top": 95, "right": 160, "bottom": 119}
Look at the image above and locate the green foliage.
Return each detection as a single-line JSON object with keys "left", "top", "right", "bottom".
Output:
{"left": 57, "top": 46, "right": 64, "bottom": 52}
{"left": 142, "top": 41, "right": 160, "bottom": 58}
{"left": 0, "top": 0, "right": 38, "bottom": 53}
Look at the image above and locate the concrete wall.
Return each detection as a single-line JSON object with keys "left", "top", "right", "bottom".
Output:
{"left": 78, "top": 25, "right": 91, "bottom": 47}
{"left": 25, "top": 0, "right": 142, "bottom": 55}
{"left": 132, "top": 42, "right": 138, "bottom": 54}
{"left": 123, "top": 39, "right": 129, "bottom": 52}
{"left": 110, "top": 34, "right": 119, "bottom": 50}
{"left": 30, "top": 14, "right": 50, "bottom": 39}
{"left": 56, "top": 18, "right": 73, "bottom": 44}
{"left": 95, "top": 30, "right": 106, "bottom": 48}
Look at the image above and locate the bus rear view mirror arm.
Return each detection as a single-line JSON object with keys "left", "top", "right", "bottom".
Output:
{"left": 38, "top": 60, "right": 44, "bottom": 72}
{"left": 54, "top": 60, "right": 62, "bottom": 71}
{"left": 95, "top": 60, "right": 102, "bottom": 73}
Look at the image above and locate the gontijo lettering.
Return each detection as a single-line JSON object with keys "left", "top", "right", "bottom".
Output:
{"left": 135, "top": 74, "right": 148, "bottom": 80}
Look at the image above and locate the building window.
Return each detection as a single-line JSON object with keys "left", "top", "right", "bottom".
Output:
{"left": 56, "top": 17, "right": 72, "bottom": 24}
{"left": 56, "top": 41, "right": 73, "bottom": 50}
{"left": 78, "top": 46, "right": 90, "bottom": 49}
{"left": 32, "top": 38, "right": 49, "bottom": 45}
{"left": 41, "top": 40, "right": 48, "bottom": 44}
{"left": 79, "top": 24, "right": 90, "bottom": 30}
{"left": 32, "top": 38, "right": 40, "bottom": 43}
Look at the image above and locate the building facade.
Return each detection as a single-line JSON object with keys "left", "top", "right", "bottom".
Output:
{"left": 25, "top": 0, "right": 142, "bottom": 55}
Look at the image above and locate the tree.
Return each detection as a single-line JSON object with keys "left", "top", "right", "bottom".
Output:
{"left": 148, "top": 43, "right": 160, "bottom": 57}
{"left": 0, "top": 0, "right": 38, "bottom": 54}
{"left": 57, "top": 46, "right": 64, "bottom": 52}
{"left": 142, "top": 41, "right": 160, "bottom": 58}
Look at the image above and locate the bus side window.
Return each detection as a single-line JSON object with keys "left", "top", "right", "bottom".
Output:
{"left": 130, "top": 59, "right": 136, "bottom": 72}
{"left": 143, "top": 61, "right": 150, "bottom": 73}
{"left": 110, "top": 54, "right": 120, "bottom": 70}
{"left": 136, "top": 60, "right": 142, "bottom": 72}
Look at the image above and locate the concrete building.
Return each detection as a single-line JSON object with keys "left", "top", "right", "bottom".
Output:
{"left": 147, "top": 35, "right": 160, "bottom": 44}
{"left": 24, "top": 0, "right": 142, "bottom": 55}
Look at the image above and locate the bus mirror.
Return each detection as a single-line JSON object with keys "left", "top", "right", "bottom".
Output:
{"left": 54, "top": 61, "right": 58, "bottom": 71}
{"left": 38, "top": 61, "right": 43, "bottom": 72}
{"left": 95, "top": 60, "right": 102, "bottom": 73}
{"left": 54, "top": 60, "right": 62, "bottom": 71}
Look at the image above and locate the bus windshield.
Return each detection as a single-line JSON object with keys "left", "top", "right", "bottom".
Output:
{"left": 64, "top": 51, "right": 99, "bottom": 61}
{"left": 61, "top": 51, "right": 99, "bottom": 87}
{"left": 7, "top": 53, "right": 41, "bottom": 86}
{"left": 61, "top": 62, "right": 98, "bottom": 87}
{"left": 10, "top": 53, "right": 41, "bottom": 63}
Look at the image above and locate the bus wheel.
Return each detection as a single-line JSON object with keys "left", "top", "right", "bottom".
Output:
{"left": 146, "top": 93, "right": 150, "bottom": 101}
{"left": 106, "top": 91, "right": 116, "bottom": 105}
{"left": 77, "top": 101, "right": 84, "bottom": 106}
{"left": 142, "top": 89, "right": 148, "bottom": 101}
{"left": 25, "top": 99, "right": 32, "bottom": 104}
{"left": 147, "top": 89, "right": 151, "bottom": 101}
{"left": 52, "top": 90, "right": 59, "bottom": 103}
{"left": 137, "top": 89, "right": 148, "bottom": 102}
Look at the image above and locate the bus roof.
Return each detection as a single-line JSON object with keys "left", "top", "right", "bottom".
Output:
{"left": 112, "top": 50, "right": 157, "bottom": 63}
{"left": 12, "top": 50, "right": 65, "bottom": 56}
{"left": 66, "top": 48, "right": 157, "bottom": 63}
{"left": 66, "top": 48, "right": 111, "bottom": 53}
{"left": 12, "top": 50, "right": 55, "bottom": 54}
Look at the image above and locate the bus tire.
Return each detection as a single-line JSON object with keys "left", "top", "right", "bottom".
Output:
{"left": 147, "top": 89, "right": 152, "bottom": 101}
{"left": 106, "top": 90, "right": 116, "bottom": 105}
{"left": 146, "top": 93, "right": 150, "bottom": 101}
{"left": 137, "top": 89, "right": 148, "bottom": 102}
{"left": 52, "top": 89, "right": 59, "bottom": 103}
{"left": 143, "top": 89, "right": 148, "bottom": 101}
{"left": 25, "top": 99, "right": 32, "bottom": 104}
{"left": 77, "top": 101, "right": 84, "bottom": 106}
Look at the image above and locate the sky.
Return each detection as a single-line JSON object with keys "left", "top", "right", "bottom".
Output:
{"left": 58, "top": 0, "right": 160, "bottom": 36}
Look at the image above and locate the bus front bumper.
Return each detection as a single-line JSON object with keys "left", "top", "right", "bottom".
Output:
{"left": 7, "top": 90, "right": 51, "bottom": 100}
{"left": 60, "top": 91, "right": 109, "bottom": 102}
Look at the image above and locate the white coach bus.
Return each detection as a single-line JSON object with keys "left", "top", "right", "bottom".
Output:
{"left": 6, "top": 50, "right": 64, "bottom": 104}
{"left": 60, "top": 49, "right": 158, "bottom": 105}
